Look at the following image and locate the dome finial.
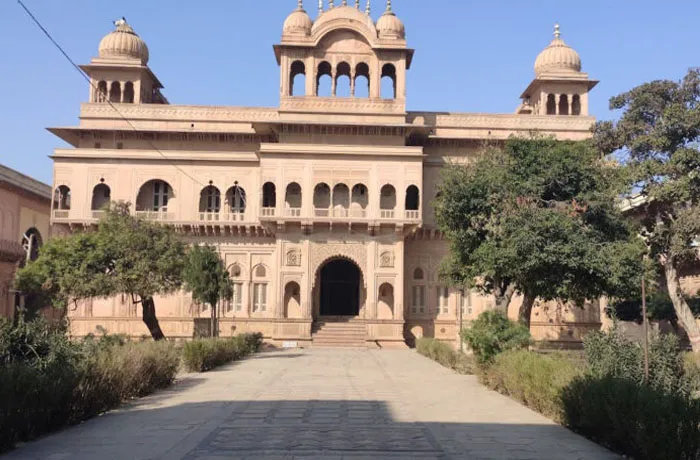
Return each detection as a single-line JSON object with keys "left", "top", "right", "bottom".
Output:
{"left": 318, "top": 0, "right": 323, "bottom": 14}
{"left": 297, "top": 0, "right": 303, "bottom": 9}
{"left": 342, "top": 0, "right": 348, "bottom": 5}
{"left": 113, "top": 17, "right": 127, "bottom": 27}
{"left": 365, "top": 0, "right": 371, "bottom": 14}
{"left": 386, "top": 0, "right": 392, "bottom": 12}
{"left": 355, "top": 0, "right": 360, "bottom": 8}
{"left": 554, "top": 23, "right": 561, "bottom": 39}
{"left": 328, "top": 0, "right": 334, "bottom": 9}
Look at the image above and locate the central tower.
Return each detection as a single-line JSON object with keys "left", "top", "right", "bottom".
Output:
{"left": 274, "top": 0, "right": 413, "bottom": 116}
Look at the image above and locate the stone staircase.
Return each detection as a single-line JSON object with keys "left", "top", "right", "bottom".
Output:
{"left": 312, "top": 318, "right": 367, "bottom": 348}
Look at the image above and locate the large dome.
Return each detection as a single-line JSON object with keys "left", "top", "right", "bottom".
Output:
{"left": 376, "top": 3, "right": 405, "bottom": 40}
{"left": 534, "top": 24, "right": 581, "bottom": 77}
{"left": 98, "top": 19, "right": 149, "bottom": 65}
{"left": 283, "top": 3, "right": 313, "bottom": 36}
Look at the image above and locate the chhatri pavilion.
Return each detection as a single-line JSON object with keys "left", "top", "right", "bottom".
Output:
{"left": 49, "top": 1, "right": 602, "bottom": 347}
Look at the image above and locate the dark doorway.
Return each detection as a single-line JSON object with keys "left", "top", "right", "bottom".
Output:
{"left": 320, "top": 259, "right": 361, "bottom": 316}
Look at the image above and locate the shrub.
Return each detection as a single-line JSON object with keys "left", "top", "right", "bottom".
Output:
{"left": 0, "top": 320, "right": 181, "bottom": 453}
{"left": 562, "top": 375, "right": 700, "bottom": 460}
{"left": 584, "top": 324, "right": 689, "bottom": 395}
{"left": 685, "top": 353, "right": 700, "bottom": 394}
{"left": 416, "top": 337, "right": 475, "bottom": 374}
{"left": 480, "top": 350, "right": 581, "bottom": 422}
{"left": 461, "top": 311, "right": 531, "bottom": 364}
{"left": 182, "top": 333, "right": 263, "bottom": 373}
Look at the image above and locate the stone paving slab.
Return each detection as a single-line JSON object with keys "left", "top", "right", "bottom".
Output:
{"left": 4, "top": 348, "right": 620, "bottom": 460}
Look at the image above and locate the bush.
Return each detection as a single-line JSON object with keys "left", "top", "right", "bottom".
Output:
{"left": 182, "top": 333, "right": 263, "bottom": 373}
{"left": 416, "top": 337, "right": 475, "bottom": 374}
{"left": 563, "top": 375, "right": 700, "bottom": 460}
{"left": 584, "top": 324, "right": 689, "bottom": 395}
{"left": 0, "top": 320, "right": 181, "bottom": 453}
{"left": 461, "top": 311, "right": 531, "bottom": 364}
{"left": 685, "top": 353, "right": 700, "bottom": 394}
{"left": 480, "top": 350, "right": 581, "bottom": 422}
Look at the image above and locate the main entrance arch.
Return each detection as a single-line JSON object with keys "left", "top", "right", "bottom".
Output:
{"left": 319, "top": 258, "right": 361, "bottom": 316}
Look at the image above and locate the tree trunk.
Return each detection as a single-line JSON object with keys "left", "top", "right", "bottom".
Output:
{"left": 494, "top": 282, "right": 516, "bottom": 315}
{"left": 665, "top": 263, "right": 700, "bottom": 352}
{"left": 141, "top": 296, "right": 166, "bottom": 341}
{"left": 518, "top": 292, "right": 536, "bottom": 329}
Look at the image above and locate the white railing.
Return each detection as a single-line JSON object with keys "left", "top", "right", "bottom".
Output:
{"left": 380, "top": 209, "right": 395, "bottom": 219}
{"left": 222, "top": 211, "right": 245, "bottom": 222}
{"left": 285, "top": 208, "right": 302, "bottom": 217}
{"left": 91, "top": 210, "right": 105, "bottom": 220}
{"left": 405, "top": 210, "right": 421, "bottom": 220}
{"left": 199, "top": 212, "right": 220, "bottom": 222}
{"left": 349, "top": 209, "right": 367, "bottom": 218}
{"left": 261, "top": 207, "right": 276, "bottom": 217}
{"left": 314, "top": 208, "right": 331, "bottom": 217}
{"left": 135, "top": 211, "right": 175, "bottom": 222}
{"left": 52, "top": 210, "right": 69, "bottom": 219}
{"left": 332, "top": 208, "right": 349, "bottom": 218}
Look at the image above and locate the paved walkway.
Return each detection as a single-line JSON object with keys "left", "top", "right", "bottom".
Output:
{"left": 6, "top": 348, "right": 618, "bottom": 460}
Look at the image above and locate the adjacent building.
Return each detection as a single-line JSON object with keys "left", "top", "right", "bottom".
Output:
{"left": 0, "top": 165, "right": 52, "bottom": 317}
{"left": 49, "top": 2, "right": 604, "bottom": 347}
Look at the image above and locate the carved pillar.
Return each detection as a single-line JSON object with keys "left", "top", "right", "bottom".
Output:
{"left": 395, "top": 239, "right": 405, "bottom": 321}
{"left": 555, "top": 94, "right": 561, "bottom": 115}
{"left": 331, "top": 69, "right": 337, "bottom": 96}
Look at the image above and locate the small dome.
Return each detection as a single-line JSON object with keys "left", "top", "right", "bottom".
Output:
{"left": 98, "top": 19, "right": 149, "bottom": 64}
{"left": 283, "top": 3, "right": 313, "bottom": 36}
{"left": 376, "top": 3, "right": 405, "bottom": 39}
{"left": 534, "top": 24, "right": 581, "bottom": 77}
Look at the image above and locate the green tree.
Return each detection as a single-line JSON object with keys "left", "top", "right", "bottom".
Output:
{"left": 183, "top": 245, "right": 233, "bottom": 337}
{"left": 16, "top": 203, "right": 186, "bottom": 340}
{"left": 435, "top": 137, "right": 644, "bottom": 328}
{"left": 594, "top": 69, "right": 700, "bottom": 351}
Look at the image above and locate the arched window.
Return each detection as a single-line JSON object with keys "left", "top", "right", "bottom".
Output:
{"left": 290, "top": 60, "right": 306, "bottom": 97}
{"left": 109, "top": 81, "right": 121, "bottom": 103}
{"left": 96, "top": 81, "right": 108, "bottom": 102}
{"left": 332, "top": 184, "right": 350, "bottom": 217}
{"left": 380, "top": 184, "right": 396, "bottom": 218}
{"left": 336, "top": 62, "right": 351, "bottom": 97}
{"left": 91, "top": 183, "right": 111, "bottom": 211}
{"left": 559, "top": 94, "right": 570, "bottom": 116}
{"left": 135, "top": 180, "right": 174, "bottom": 220}
{"left": 199, "top": 186, "right": 221, "bottom": 220}
{"left": 377, "top": 283, "right": 394, "bottom": 320}
{"left": 313, "top": 183, "right": 331, "bottom": 216}
{"left": 354, "top": 62, "right": 370, "bottom": 98}
{"left": 317, "top": 61, "right": 332, "bottom": 97}
{"left": 546, "top": 94, "right": 556, "bottom": 115}
{"left": 53, "top": 185, "right": 71, "bottom": 210}
{"left": 123, "top": 82, "right": 135, "bottom": 103}
{"left": 262, "top": 182, "right": 276, "bottom": 210}
{"left": 21, "top": 228, "right": 43, "bottom": 265}
{"left": 411, "top": 267, "right": 425, "bottom": 314}
{"left": 228, "top": 264, "right": 243, "bottom": 313}
{"left": 572, "top": 94, "right": 581, "bottom": 116}
{"left": 225, "top": 185, "right": 246, "bottom": 220}
{"left": 284, "top": 281, "right": 302, "bottom": 319}
{"left": 381, "top": 64, "right": 397, "bottom": 100}
{"left": 351, "top": 184, "right": 368, "bottom": 217}
{"left": 285, "top": 182, "right": 302, "bottom": 216}
{"left": 252, "top": 265, "right": 268, "bottom": 313}
{"left": 405, "top": 185, "right": 420, "bottom": 213}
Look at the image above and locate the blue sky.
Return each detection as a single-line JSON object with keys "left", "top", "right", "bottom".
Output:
{"left": 1, "top": 0, "right": 697, "bottom": 185}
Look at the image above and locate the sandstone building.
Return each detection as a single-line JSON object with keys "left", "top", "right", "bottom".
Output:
{"left": 0, "top": 165, "right": 52, "bottom": 318}
{"left": 50, "top": 1, "right": 604, "bottom": 347}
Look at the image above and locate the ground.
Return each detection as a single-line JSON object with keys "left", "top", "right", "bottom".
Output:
{"left": 6, "top": 349, "right": 618, "bottom": 460}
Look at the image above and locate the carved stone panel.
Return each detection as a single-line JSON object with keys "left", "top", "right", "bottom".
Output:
{"left": 286, "top": 248, "right": 301, "bottom": 267}
{"left": 379, "top": 250, "right": 394, "bottom": 268}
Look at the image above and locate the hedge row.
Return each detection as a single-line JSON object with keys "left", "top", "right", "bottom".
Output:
{"left": 182, "top": 333, "right": 264, "bottom": 372}
{"left": 0, "top": 340, "right": 180, "bottom": 452}
{"left": 416, "top": 337, "right": 475, "bottom": 374}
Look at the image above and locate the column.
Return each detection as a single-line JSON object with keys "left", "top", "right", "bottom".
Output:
{"left": 395, "top": 239, "right": 405, "bottom": 321}
{"left": 331, "top": 69, "right": 337, "bottom": 97}
{"left": 555, "top": 94, "right": 561, "bottom": 115}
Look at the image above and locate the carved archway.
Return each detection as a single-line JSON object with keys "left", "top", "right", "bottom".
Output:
{"left": 318, "top": 258, "right": 362, "bottom": 317}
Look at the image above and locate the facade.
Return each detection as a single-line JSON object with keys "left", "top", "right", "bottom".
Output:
{"left": 0, "top": 165, "right": 52, "bottom": 317}
{"left": 50, "top": 2, "right": 603, "bottom": 347}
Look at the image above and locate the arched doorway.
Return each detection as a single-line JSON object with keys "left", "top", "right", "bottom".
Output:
{"left": 319, "top": 259, "right": 361, "bottom": 317}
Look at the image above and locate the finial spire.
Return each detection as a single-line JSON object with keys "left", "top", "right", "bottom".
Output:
{"left": 365, "top": 0, "right": 371, "bottom": 14}
{"left": 554, "top": 23, "right": 561, "bottom": 39}
{"left": 298, "top": 0, "right": 303, "bottom": 9}
{"left": 329, "top": 0, "right": 334, "bottom": 9}
{"left": 318, "top": 0, "right": 323, "bottom": 14}
{"left": 342, "top": 0, "right": 348, "bottom": 5}
{"left": 386, "top": 0, "right": 392, "bottom": 12}
{"left": 355, "top": 0, "right": 360, "bottom": 8}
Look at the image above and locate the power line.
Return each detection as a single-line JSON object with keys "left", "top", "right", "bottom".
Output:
{"left": 17, "top": 0, "right": 207, "bottom": 189}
